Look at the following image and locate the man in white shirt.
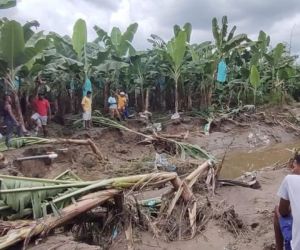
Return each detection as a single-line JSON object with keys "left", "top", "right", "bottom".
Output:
{"left": 274, "top": 154, "right": 300, "bottom": 250}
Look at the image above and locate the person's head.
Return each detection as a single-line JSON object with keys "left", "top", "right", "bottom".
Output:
{"left": 38, "top": 93, "right": 45, "bottom": 100}
{"left": 86, "top": 91, "right": 92, "bottom": 98}
{"left": 120, "top": 91, "right": 125, "bottom": 96}
{"left": 4, "top": 95, "right": 12, "bottom": 104}
{"left": 292, "top": 153, "right": 300, "bottom": 174}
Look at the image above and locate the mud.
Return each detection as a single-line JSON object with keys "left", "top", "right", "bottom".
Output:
{"left": 1, "top": 105, "right": 300, "bottom": 249}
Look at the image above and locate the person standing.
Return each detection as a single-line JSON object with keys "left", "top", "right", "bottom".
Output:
{"left": 31, "top": 93, "right": 51, "bottom": 137}
{"left": 3, "top": 95, "right": 22, "bottom": 147}
{"left": 81, "top": 91, "right": 92, "bottom": 129}
{"left": 117, "top": 91, "right": 127, "bottom": 120}
{"left": 274, "top": 154, "right": 300, "bottom": 250}
{"left": 108, "top": 92, "right": 120, "bottom": 120}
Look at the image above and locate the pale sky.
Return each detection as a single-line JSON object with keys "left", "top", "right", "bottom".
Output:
{"left": 1, "top": 0, "right": 300, "bottom": 56}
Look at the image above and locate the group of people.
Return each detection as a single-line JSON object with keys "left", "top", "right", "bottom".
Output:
{"left": 3, "top": 91, "right": 51, "bottom": 147}
{"left": 108, "top": 91, "right": 129, "bottom": 120}
{"left": 81, "top": 90, "right": 129, "bottom": 130}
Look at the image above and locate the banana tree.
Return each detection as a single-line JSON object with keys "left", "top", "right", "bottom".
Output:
{"left": 94, "top": 23, "right": 138, "bottom": 58}
{"left": 249, "top": 65, "right": 260, "bottom": 105}
{"left": 212, "top": 16, "right": 248, "bottom": 59}
{"left": 0, "top": 0, "right": 16, "bottom": 9}
{"left": 0, "top": 19, "right": 48, "bottom": 131}
{"left": 157, "top": 25, "right": 190, "bottom": 115}
{"left": 46, "top": 19, "right": 110, "bottom": 114}
{"left": 185, "top": 41, "right": 215, "bottom": 109}
{"left": 93, "top": 23, "right": 138, "bottom": 109}
{"left": 129, "top": 51, "right": 159, "bottom": 112}
{"left": 93, "top": 59, "right": 128, "bottom": 109}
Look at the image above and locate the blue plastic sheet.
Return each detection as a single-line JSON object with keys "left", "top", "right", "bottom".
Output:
{"left": 217, "top": 59, "right": 227, "bottom": 83}
{"left": 82, "top": 78, "right": 92, "bottom": 96}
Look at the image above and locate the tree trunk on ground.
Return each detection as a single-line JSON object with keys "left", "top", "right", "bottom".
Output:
{"left": 0, "top": 189, "right": 121, "bottom": 249}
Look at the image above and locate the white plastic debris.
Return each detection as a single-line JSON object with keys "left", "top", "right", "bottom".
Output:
{"left": 171, "top": 112, "right": 180, "bottom": 120}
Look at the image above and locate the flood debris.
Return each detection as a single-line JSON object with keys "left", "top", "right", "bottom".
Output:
{"left": 0, "top": 159, "right": 235, "bottom": 249}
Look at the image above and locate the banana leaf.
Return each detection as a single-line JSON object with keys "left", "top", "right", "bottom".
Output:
{"left": 0, "top": 174, "right": 90, "bottom": 219}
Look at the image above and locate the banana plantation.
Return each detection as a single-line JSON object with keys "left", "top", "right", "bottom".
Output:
{"left": 0, "top": 15, "right": 300, "bottom": 124}
{"left": 1, "top": 1, "right": 300, "bottom": 249}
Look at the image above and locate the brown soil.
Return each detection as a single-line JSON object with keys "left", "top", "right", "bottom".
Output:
{"left": 1, "top": 105, "right": 300, "bottom": 250}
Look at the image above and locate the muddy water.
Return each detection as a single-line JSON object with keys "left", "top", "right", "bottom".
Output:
{"left": 221, "top": 141, "right": 300, "bottom": 179}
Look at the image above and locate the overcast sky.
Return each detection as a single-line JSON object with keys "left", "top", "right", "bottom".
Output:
{"left": 1, "top": 0, "right": 300, "bottom": 56}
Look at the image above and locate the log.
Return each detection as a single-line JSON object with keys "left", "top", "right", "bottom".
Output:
{"left": 0, "top": 189, "right": 121, "bottom": 249}
{"left": 48, "top": 138, "right": 104, "bottom": 160}
{"left": 156, "top": 131, "right": 189, "bottom": 140}
{"left": 167, "top": 177, "right": 194, "bottom": 217}
{"left": 218, "top": 179, "right": 260, "bottom": 189}
{"left": 170, "top": 177, "right": 194, "bottom": 201}
{"left": 185, "top": 161, "right": 212, "bottom": 188}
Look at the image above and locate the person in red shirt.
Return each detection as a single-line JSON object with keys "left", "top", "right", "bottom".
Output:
{"left": 31, "top": 93, "right": 51, "bottom": 137}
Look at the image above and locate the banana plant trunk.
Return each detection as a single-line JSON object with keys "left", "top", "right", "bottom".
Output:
{"left": 103, "top": 80, "right": 110, "bottom": 112}
{"left": 187, "top": 84, "right": 193, "bottom": 111}
{"left": 12, "top": 91, "right": 27, "bottom": 133}
{"left": 144, "top": 88, "right": 150, "bottom": 112}
{"left": 175, "top": 77, "right": 179, "bottom": 114}
{"left": 140, "top": 82, "right": 144, "bottom": 111}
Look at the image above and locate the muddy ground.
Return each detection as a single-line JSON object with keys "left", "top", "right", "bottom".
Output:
{"left": 2, "top": 104, "right": 300, "bottom": 250}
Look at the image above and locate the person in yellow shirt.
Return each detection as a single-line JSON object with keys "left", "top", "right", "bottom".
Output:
{"left": 81, "top": 91, "right": 92, "bottom": 129}
{"left": 117, "top": 91, "right": 127, "bottom": 120}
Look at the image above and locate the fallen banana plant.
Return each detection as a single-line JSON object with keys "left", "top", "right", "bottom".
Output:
{"left": 0, "top": 171, "right": 180, "bottom": 220}
{"left": 0, "top": 189, "right": 121, "bottom": 249}
{"left": 0, "top": 137, "right": 103, "bottom": 160}
{"left": 74, "top": 113, "right": 215, "bottom": 162}
{"left": 0, "top": 160, "right": 216, "bottom": 249}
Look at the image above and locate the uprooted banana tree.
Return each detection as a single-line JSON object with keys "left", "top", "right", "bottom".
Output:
{"left": 73, "top": 112, "right": 215, "bottom": 162}
{"left": 0, "top": 159, "right": 216, "bottom": 248}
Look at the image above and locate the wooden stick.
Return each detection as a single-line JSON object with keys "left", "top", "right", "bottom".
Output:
{"left": 188, "top": 201, "right": 197, "bottom": 239}
{"left": 125, "top": 216, "right": 134, "bottom": 250}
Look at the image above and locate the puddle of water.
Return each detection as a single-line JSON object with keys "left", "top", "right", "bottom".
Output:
{"left": 220, "top": 141, "right": 300, "bottom": 179}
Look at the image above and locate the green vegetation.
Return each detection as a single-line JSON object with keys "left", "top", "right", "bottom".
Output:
{"left": 0, "top": 15, "right": 299, "bottom": 124}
